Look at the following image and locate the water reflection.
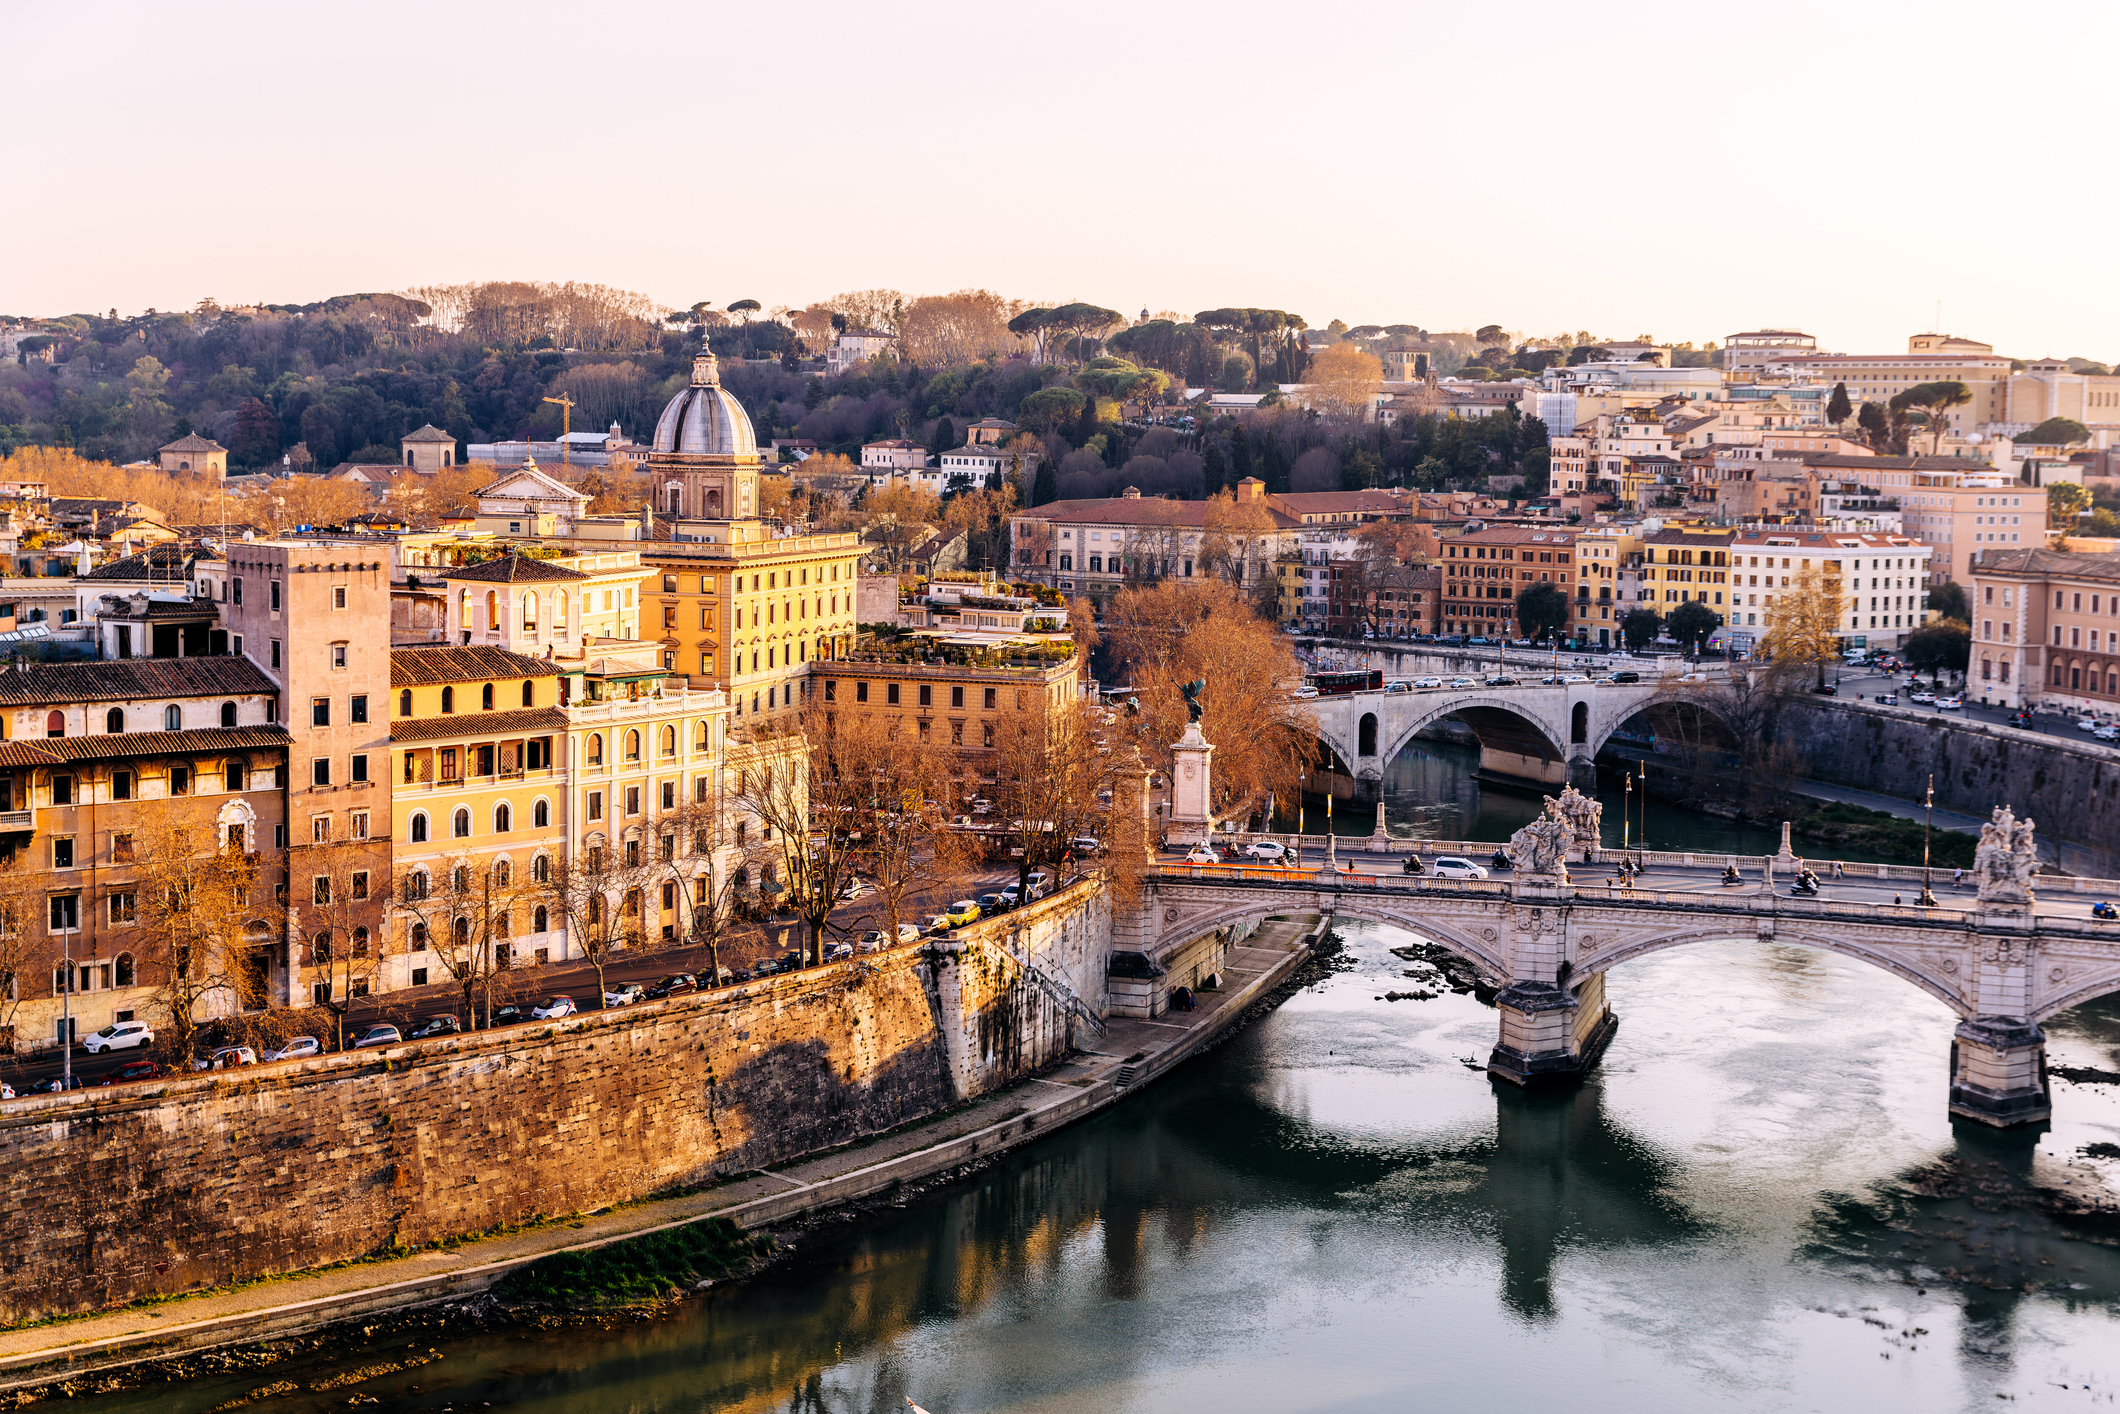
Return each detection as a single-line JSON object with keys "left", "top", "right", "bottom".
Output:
{"left": 75, "top": 929, "right": 2120, "bottom": 1414}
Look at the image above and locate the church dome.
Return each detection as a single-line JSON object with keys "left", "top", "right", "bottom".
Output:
{"left": 651, "top": 343, "right": 758, "bottom": 458}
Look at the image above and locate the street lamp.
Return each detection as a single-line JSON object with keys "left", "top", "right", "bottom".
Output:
{"left": 1622, "top": 771, "right": 1632, "bottom": 862}
{"left": 1636, "top": 761, "right": 1648, "bottom": 871}
{"left": 1919, "top": 774, "right": 1937, "bottom": 906}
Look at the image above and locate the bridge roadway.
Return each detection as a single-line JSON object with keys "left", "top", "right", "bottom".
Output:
{"left": 1121, "top": 844, "right": 2120, "bottom": 1131}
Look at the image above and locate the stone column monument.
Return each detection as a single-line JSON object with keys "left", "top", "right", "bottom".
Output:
{"left": 1166, "top": 678, "right": 1215, "bottom": 847}
{"left": 1952, "top": 805, "right": 2051, "bottom": 1128}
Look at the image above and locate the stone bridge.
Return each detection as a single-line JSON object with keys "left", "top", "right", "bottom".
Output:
{"left": 1306, "top": 680, "right": 1676, "bottom": 789}
{"left": 1114, "top": 865, "right": 2120, "bottom": 1130}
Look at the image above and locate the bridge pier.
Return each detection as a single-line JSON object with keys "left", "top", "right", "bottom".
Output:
{"left": 1948, "top": 1018, "right": 2051, "bottom": 1129}
{"left": 1488, "top": 972, "right": 1617, "bottom": 1088}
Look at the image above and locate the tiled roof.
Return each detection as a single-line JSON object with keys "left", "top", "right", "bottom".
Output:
{"left": 1972, "top": 548, "right": 2120, "bottom": 581}
{"left": 401, "top": 424, "right": 456, "bottom": 443}
{"left": 443, "top": 554, "right": 588, "bottom": 584}
{"left": 39, "top": 725, "right": 291, "bottom": 763}
{"left": 1025, "top": 497, "right": 1303, "bottom": 530}
{"left": 390, "top": 645, "right": 560, "bottom": 687}
{"left": 158, "top": 434, "right": 226, "bottom": 453}
{"left": 0, "top": 658, "right": 277, "bottom": 706}
{"left": 390, "top": 706, "right": 569, "bottom": 743}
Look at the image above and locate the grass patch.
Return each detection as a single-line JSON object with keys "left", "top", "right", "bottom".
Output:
{"left": 492, "top": 1217, "right": 769, "bottom": 1307}
{"left": 1793, "top": 800, "right": 1976, "bottom": 867}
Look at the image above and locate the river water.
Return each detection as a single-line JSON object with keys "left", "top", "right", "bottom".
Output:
{"left": 96, "top": 919, "right": 2120, "bottom": 1414}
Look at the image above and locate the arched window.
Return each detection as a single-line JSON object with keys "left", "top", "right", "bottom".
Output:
{"left": 587, "top": 733, "right": 604, "bottom": 765}
{"left": 410, "top": 812, "right": 429, "bottom": 843}
{"left": 486, "top": 591, "right": 499, "bottom": 630}
{"left": 531, "top": 854, "right": 550, "bottom": 883}
{"left": 625, "top": 730, "right": 641, "bottom": 762}
{"left": 533, "top": 905, "right": 549, "bottom": 933}
{"left": 533, "top": 799, "right": 549, "bottom": 828}
{"left": 451, "top": 865, "right": 470, "bottom": 894}
{"left": 453, "top": 916, "right": 471, "bottom": 947}
{"left": 453, "top": 808, "right": 471, "bottom": 838}
{"left": 45, "top": 711, "right": 62, "bottom": 738}
{"left": 521, "top": 681, "right": 534, "bottom": 707}
{"left": 587, "top": 895, "right": 603, "bottom": 925}
{"left": 114, "top": 952, "right": 135, "bottom": 988}
{"left": 556, "top": 592, "right": 569, "bottom": 627}
{"left": 221, "top": 701, "right": 238, "bottom": 728}
{"left": 441, "top": 686, "right": 455, "bottom": 713}
{"left": 399, "top": 689, "right": 413, "bottom": 717}
{"left": 352, "top": 926, "right": 369, "bottom": 958}
{"left": 106, "top": 708, "right": 124, "bottom": 734}
{"left": 495, "top": 802, "right": 512, "bottom": 833}
{"left": 694, "top": 719, "right": 709, "bottom": 751}
{"left": 661, "top": 725, "right": 676, "bottom": 757}
{"left": 493, "top": 858, "right": 512, "bottom": 886}
{"left": 481, "top": 683, "right": 494, "bottom": 711}
{"left": 411, "top": 922, "right": 429, "bottom": 949}
{"left": 164, "top": 705, "right": 181, "bottom": 731}
{"left": 459, "top": 592, "right": 472, "bottom": 629}
{"left": 524, "top": 592, "right": 538, "bottom": 633}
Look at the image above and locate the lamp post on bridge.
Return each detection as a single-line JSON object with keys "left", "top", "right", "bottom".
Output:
{"left": 1622, "top": 771, "right": 1632, "bottom": 864}
{"left": 1920, "top": 774, "right": 1937, "bottom": 907}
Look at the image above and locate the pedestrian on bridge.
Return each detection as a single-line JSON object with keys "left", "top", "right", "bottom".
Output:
{"left": 1832, "top": 860, "right": 1844, "bottom": 879}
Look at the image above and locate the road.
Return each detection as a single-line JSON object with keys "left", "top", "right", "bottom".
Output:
{"left": 5, "top": 859, "right": 1042, "bottom": 1091}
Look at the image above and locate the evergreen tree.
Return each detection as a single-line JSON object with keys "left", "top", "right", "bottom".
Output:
{"left": 1261, "top": 438, "right": 1289, "bottom": 494}
{"left": 1074, "top": 391, "right": 1100, "bottom": 447}
{"left": 1229, "top": 426, "right": 1254, "bottom": 485}
{"left": 1032, "top": 455, "right": 1057, "bottom": 506}
{"left": 931, "top": 416, "right": 956, "bottom": 454}
{"left": 1826, "top": 382, "right": 1853, "bottom": 425}
{"left": 1202, "top": 442, "right": 1227, "bottom": 497}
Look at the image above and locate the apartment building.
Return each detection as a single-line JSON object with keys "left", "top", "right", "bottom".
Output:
{"left": 1437, "top": 525, "right": 1580, "bottom": 640}
{"left": 1726, "top": 529, "right": 1932, "bottom": 648}
{"left": 0, "top": 658, "right": 288, "bottom": 1050}
{"left": 1968, "top": 548, "right": 2120, "bottom": 713}
{"left": 387, "top": 645, "right": 568, "bottom": 986}
{"left": 816, "top": 650, "right": 1082, "bottom": 759}
{"left": 1769, "top": 335, "right": 2013, "bottom": 442}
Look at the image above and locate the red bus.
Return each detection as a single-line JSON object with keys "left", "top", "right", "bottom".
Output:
{"left": 1310, "top": 669, "right": 1382, "bottom": 696}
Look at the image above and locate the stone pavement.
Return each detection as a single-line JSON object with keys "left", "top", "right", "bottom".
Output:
{"left": 0, "top": 916, "right": 1318, "bottom": 1393}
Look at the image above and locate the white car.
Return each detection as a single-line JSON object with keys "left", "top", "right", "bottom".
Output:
{"left": 1292, "top": 687, "right": 1320, "bottom": 700}
{"left": 1184, "top": 845, "right": 1220, "bottom": 864}
{"left": 1384, "top": 680, "right": 1412, "bottom": 693}
{"left": 1432, "top": 856, "right": 1488, "bottom": 880}
{"left": 1561, "top": 673, "right": 1590, "bottom": 684}
{"left": 839, "top": 878, "right": 870, "bottom": 900}
{"left": 1910, "top": 691, "right": 1936, "bottom": 705}
{"left": 1448, "top": 677, "right": 1477, "bottom": 688}
{"left": 603, "top": 983, "right": 645, "bottom": 1007}
{"left": 1935, "top": 696, "right": 1963, "bottom": 710}
{"left": 350, "top": 1024, "right": 401, "bottom": 1049}
{"left": 1412, "top": 677, "right": 1443, "bottom": 689}
{"left": 1242, "top": 841, "right": 1288, "bottom": 862}
{"left": 2078, "top": 717, "right": 2101, "bottom": 731}
{"left": 2096, "top": 726, "right": 2120, "bottom": 742}
{"left": 264, "top": 1036, "right": 320, "bottom": 1062}
{"left": 532, "top": 996, "right": 578, "bottom": 1020}
{"left": 82, "top": 1020, "right": 154, "bottom": 1053}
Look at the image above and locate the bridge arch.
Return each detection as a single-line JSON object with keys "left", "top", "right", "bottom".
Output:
{"left": 1149, "top": 897, "right": 1508, "bottom": 980}
{"left": 1575, "top": 925, "right": 1970, "bottom": 1017}
{"left": 1371, "top": 693, "right": 1572, "bottom": 786}
{"left": 1585, "top": 693, "right": 1741, "bottom": 765}
{"left": 2030, "top": 965, "right": 2120, "bottom": 1025}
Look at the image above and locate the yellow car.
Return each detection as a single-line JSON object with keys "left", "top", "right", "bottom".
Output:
{"left": 943, "top": 899, "right": 982, "bottom": 927}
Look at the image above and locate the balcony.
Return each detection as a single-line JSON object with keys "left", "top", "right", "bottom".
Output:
{"left": 0, "top": 808, "right": 32, "bottom": 831}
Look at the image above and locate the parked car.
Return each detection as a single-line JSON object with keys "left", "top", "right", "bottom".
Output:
{"left": 839, "top": 878, "right": 871, "bottom": 900}
{"left": 645, "top": 974, "right": 698, "bottom": 999}
{"left": 925, "top": 915, "right": 953, "bottom": 937}
{"left": 204, "top": 1046, "right": 258, "bottom": 1070}
{"left": 490, "top": 1004, "right": 527, "bottom": 1027}
{"left": 750, "top": 957, "right": 784, "bottom": 978}
{"left": 893, "top": 923, "right": 923, "bottom": 945}
{"left": 350, "top": 1024, "right": 401, "bottom": 1049}
{"left": 823, "top": 941, "right": 855, "bottom": 962}
{"left": 25, "top": 1075, "right": 84, "bottom": 1094}
{"left": 406, "top": 1015, "right": 462, "bottom": 1040}
{"left": 97, "top": 1058, "right": 162, "bottom": 1086}
{"left": 711, "top": 966, "right": 746, "bottom": 985}
{"left": 1811, "top": 684, "right": 1838, "bottom": 696}
{"left": 858, "top": 929, "right": 890, "bottom": 952}
{"left": 1242, "top": 840, "right": 1287, "bottom": 861}
{"left": 1412, "top": 677, "right": 1443, "bottom": 689}
{"left": 1070, "top": 836, "right": 1102, "bottom": 856}
{"left": 531, "top": 996, "right": 577, "bottom": 1020}
{"left": 1432, "top": 856, "right": 1489, "bottom": 880}
{"left": 81, "top": 1020, "right": 154, "bottom": 1054}
{"left": 1876, "top": 693, "right": 1899, "bottom": 705}
{"left": 263, "top": 1036, "right": 320, "bottom": 1062}
{"left": 603, "top": 983, "right": 646, "bottom": 1008}
{"left": 1027, "top": 868, "right": 1053, "bottom": 892}
{"left": 999, "top": 887, "right": 1023, "bottom": 910}
{"left": 944, "top": 899, "right": 982, "bottom": 927}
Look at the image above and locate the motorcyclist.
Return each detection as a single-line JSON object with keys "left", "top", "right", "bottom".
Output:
{"left": 1402, "top": 854, "right": 1426, "bottom": 875}
{"left": 2094, "top": 901, "right": 2117, "bottom": 920}
{"left": 1489, "top": 848, "right": 1511, "bottom": 871}
{"left": 1721, "top": 864, "right": 1742, "bottom": 885}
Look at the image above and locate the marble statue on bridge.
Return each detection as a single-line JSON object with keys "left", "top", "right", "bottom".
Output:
{"left": 1553, "top": 785, "right": 1603, "bottom": 861}
{"left": 1975, "top": 805, "right": 2040, "bottom": 909}
{"left": 1506, "top": 799, "right": 1573, "bottom": 881}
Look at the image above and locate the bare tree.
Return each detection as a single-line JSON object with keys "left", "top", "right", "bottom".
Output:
{"left": 131, "top": 818, "right": 278, "bottom": 1065}
{"left": 731, "top": 715, "right": 858, "bottom": 963}
{"left": 294, "top": 836, "right": 388, "bottom": 1052}
{"left": 983, "top": 686, "right": 1117, "bottom": 896}
{"left": 545, "top": 839, "right": 654, "bottom": 1007}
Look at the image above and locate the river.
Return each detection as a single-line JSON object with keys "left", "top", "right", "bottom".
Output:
{"left": 88, "top": 918, "right": 2120, "bottom": 1414}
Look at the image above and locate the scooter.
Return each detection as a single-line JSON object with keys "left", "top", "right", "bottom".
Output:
{"left": 1488, "top": 849, "right": 1512, "bottom": 872}
{"left": 2094, "top": 901, "right": 2118, "bottom": 920}
{"left": 1402, "top": 855, "right": 1426, "bottom": 876}
{"left": 1721, "top": 865, "right": 1743, "bottom": 886}
{"left": 1790, "top": 875, "right": 1822, "bottom": 897}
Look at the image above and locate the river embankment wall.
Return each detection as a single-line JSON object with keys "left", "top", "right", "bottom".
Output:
{"left": 0, "top": 885, "right": 1111, "bottom": 1324}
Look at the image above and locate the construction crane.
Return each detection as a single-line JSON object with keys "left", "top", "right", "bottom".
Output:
{"left": 541, "top": 392, "right": 577, "bottom": 465}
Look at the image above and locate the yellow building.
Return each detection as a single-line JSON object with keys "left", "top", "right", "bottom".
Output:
{"left": 641, "top": 527, "right": 865, "bottom": 730}
{"left": 388, "top": 645, "right": 568, "bottom": 983}
{"left": 1571, "top": 525, "right": 1640, "bottom": 645}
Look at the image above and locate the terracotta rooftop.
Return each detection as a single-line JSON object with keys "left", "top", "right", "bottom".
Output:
{"left": 390, "top": 645, "right": 560, "bottom": 687}
{"left": 391, "top": 706, "right": 569, "bottom": 743}
{"left": 443, "top": 555, "right": 588, "bottom": 584}
{"left": 0, "top": 657, "right": 277, "bottom": 706}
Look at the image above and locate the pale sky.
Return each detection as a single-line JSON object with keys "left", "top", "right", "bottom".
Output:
{"left": 11, "top": 0, "right": 2118, "bottom": 359}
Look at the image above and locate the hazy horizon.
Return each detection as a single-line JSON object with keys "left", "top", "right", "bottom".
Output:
{"left": 11, "top": 0, "right": 2119, "bottom": 359}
